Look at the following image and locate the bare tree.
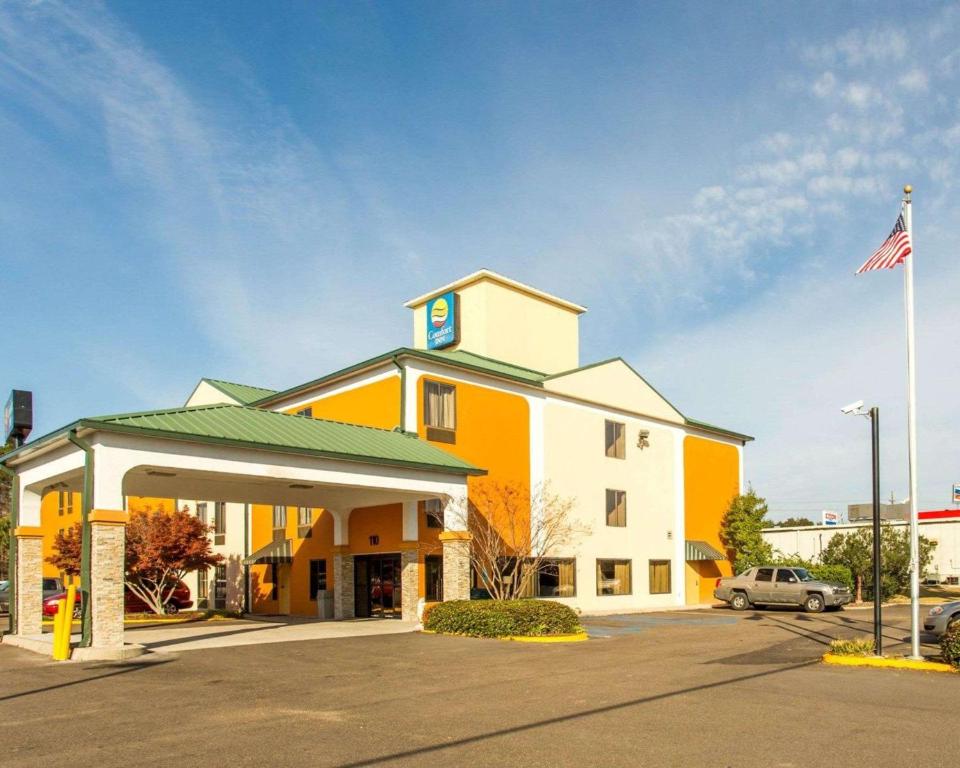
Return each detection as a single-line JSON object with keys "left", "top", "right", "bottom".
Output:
{"left": 446, "top": 480, "right": 588, "bottom": 601}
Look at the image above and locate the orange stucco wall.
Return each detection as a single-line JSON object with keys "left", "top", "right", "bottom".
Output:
{"left": 39, "top": 493, "right": 176, "bottom": 581}
{"left": 284, "top": 375, "right": 402, "bottom": 430}
{"left": 683, "top": 436, "right": 740, "bottom": 602}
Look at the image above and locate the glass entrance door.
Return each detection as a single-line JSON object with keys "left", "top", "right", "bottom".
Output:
{"left": 355, "top": 554, "right": 402, "bottom": 618}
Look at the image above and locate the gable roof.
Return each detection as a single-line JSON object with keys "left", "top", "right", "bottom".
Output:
{"left": 202, "top": 378, "right": 278, "bottom": 405}
{"left": 403, "top": 269, "right": 587, "bottom": 314}
{"left": 4, "top": 404, "right": 484, "bottom": 476}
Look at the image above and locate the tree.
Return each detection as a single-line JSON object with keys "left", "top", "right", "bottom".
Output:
{"left": 775, "top": 517, "right": 815, "bottom": 528}
{"left": 49, "top": 507, "right": 222, "bottom": 614}
{"left": 820, "top": 524, "right": 937, "bottom": 601}
{"left": 720, "top": 487, "right": 774, "bottom": 574}
{"left": 446, "top": 481, "right": 588, "bottom": 601}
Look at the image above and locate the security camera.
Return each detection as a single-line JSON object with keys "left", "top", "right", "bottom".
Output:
{"left": 840, "top": 400, "right": 864, "bottom": 415}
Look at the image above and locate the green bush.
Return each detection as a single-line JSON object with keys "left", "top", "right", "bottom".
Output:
{"left": 828, "top": 637, "right": 875, "bottom": 656}
{"left": 808, "top": 565, "right": 854, "bottom": 593}
{"left": 939, "top": 622, "right": 960, "bottom": 668}
{"left": 425, "top": 599, "right": 582, "bottom": 638}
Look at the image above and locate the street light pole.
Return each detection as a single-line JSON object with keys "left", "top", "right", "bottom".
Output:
{"left": 870, "top": 407, "right": 882, "bottom": 656}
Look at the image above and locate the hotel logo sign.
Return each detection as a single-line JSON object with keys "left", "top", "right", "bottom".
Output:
{"left": 426, "top": 291, "right": 459, "bottom": 350}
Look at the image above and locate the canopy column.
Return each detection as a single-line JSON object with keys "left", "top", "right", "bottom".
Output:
{"left": 13, "top": 527, "right": 44, "bottom": 637}
{"left": 88, "top": 510, "right": 128, "bottom": 653}
{"left": 333, "top": 546, "right": 355, "bottom": 619}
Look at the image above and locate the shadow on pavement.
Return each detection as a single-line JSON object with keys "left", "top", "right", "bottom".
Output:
{"left": 0, "top": 657, "right": 172, "bottom": 703}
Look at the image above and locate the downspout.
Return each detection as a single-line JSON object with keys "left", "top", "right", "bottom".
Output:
{"left": 391, "top": 355, "right": 407, "bottom": 432}
{"left": 1, "top": 465, "right": 18, "bottom": 635}
{"left": 243, "top": 502, "right": 250, "bottom": 614}
{"left": 67, "top": 430, "right": 94, "bottom": 648}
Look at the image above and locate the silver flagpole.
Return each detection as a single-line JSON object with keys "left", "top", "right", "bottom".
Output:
{"left": 903, "top": 184, "right": 921, "bottom": 659}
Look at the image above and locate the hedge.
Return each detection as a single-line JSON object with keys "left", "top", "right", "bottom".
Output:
{"left": 808, "top": 565, "right": 854, "bottom": 594}
{"left": 424, "top": 599, "right": 582, "bottom": 638}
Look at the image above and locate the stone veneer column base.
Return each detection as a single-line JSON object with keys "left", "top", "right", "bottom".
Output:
{"left": 13, "top": 528, "right": 44, "bottom": 637}
{"left": 440, "top": 532, "right": 472, "bottom": 602}
{"left": 333, "top": 550, "right": 355, "bottom": 619}
{"left": 89, "top": 510, "right": 128, "bottom": 650}
{"left": 400, "top": 547, "right": 419, "bottom": 621}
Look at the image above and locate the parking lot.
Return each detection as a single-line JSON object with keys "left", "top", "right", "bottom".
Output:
{"left": 1, "top": 604, "right": 953, "bottom": 768}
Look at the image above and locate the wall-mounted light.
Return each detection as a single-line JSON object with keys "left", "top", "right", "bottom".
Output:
{"left": 146, "top": 470, "right": 176, "bottom": 477}
{"left": 289, "top": 483, "right": 313, "bottom": 490}
{"left": 637, "top": 430, "right": 650, "bottom": 450}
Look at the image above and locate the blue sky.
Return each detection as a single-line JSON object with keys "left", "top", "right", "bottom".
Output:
{"left": 2, "top": 1, "right": 959, "bottom": 519}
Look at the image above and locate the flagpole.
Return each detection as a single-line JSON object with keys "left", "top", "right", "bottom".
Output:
{"left": 903, "top": 184, "right": 921, "bottom": 659}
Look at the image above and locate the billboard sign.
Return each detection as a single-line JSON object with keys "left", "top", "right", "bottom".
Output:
{"left": 821, "top": 510, "right": 839, "bottom": 526}
{"left": 954, "top": 483, "right": 960, "bottom": 504}
{"left": 425, "top": 291, "right": 459, "bottom": 350}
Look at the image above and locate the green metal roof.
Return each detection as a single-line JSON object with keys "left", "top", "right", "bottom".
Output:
{"left": 685, "top": 540, "right": 727, "bottom": 561}
{"left": 412, "top": 348, "right": 547, "bottom": 384}
{"left": 78, "top": 404, "right": 484, "bottom": 475}
{"left": 203, "top": 378, "right": 278, "bottom": 405}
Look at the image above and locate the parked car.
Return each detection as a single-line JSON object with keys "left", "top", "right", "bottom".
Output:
{"left": 0, "top": 577, "right": 64, "bottom": 613}
{"left": 714, "top": 566, "right": 853, "bottom": 613}
{"left": 924, "top": 601, "right": 960, "bottom": 638}
{"left": 42, "top": 581, "right": 193, "bottom": 618}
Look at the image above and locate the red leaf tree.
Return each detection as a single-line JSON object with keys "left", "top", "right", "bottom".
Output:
{"left": 48, "top": 507, "right": 222, "bottom": 615}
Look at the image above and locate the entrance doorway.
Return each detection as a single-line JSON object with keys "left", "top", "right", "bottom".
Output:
{"left": 354, "top": 554, "right": 402, "bottom": 618}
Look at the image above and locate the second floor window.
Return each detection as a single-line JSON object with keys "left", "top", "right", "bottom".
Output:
{"left": 273, "top": 505, "right": 287, "bottom": 541}
{"left": 57, "top": 491, "right": 66, "bottom": 516}
{"left": 606, "top": 489, "right": 626, "bottom": 527}
{"left": 298, "top": 507, "right": 313, "bottom": 538}
{"left": 296, "top": 406, "right": 313, "bottom": 417}
{"left": 605, "top": 420, "right": 625, "bottom": 459}
{"left": 424, "top": 380, "right": 456, "bottom": 443}
{"left": 424, "top": 498, "right": 444, "bottom": 529}
{"left": 214, "top": 502, "right": 226, "bottom": 545}
{"left": 196, "top": 502, "right": 208, "bottom": 525}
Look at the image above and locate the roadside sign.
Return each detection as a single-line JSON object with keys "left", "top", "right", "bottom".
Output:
{"left": 953, "top": 483, "right": 960, "bottom": 504}
{"left": 821, "top": 510, "right": 839, "bottom": 526}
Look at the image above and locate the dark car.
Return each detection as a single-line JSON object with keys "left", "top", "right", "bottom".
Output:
{"left": 43, "top": 581, "right": 193, "bottom": 617}
{"left": 0, "top": 577, "right": 64, "bottom": 613}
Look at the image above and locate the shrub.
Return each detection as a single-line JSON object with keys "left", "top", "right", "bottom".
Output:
{"left": 424, "top": 599, "right": 582, "bottom": 638}
{"left": 809, "top": 565, "right": 854, "bottom": 593}
{"left": 940, "top": 622, "right": 960, "bottom": 668}
{"left": 828, "top": 637, "right": 875, "bottom": 656}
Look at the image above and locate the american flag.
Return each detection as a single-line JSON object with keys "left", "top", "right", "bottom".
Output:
{"left": 856, "top": 206, "right": 912, "bottom": 274}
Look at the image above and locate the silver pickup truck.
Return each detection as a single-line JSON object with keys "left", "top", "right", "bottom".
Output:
{"left": 714, "top": 566, "right": 852, "bottom": 613}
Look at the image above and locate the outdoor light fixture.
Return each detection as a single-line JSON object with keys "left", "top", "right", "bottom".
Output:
{"left": 289, "top": 483, "right": 313, "bottom": 489}
{"left": 146, "top": 470, "right": 176, "bottom": 477}
{"left": 637, "top": 430, "right": 650, "bottom": 450}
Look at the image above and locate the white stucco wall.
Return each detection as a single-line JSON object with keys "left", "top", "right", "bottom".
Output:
{"left": 180, "top": 500, "right": 247, "bottom": 612}
{"left": 543, "top": 399, "right": 683, "bottom": 613}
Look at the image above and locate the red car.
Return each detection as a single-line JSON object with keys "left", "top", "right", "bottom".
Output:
{"left": 43, "top": 582, "right": 193, "bottom": 617}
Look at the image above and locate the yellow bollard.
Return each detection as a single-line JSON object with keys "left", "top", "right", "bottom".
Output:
{"left": 52, "top": 598, "right": 67, "bottom": 661}
{"left": 58, "top": 585, "right": 78, "bottom": 661}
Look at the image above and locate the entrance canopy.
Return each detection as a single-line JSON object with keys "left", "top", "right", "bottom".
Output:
{"left": 4, "top": 404, "right": 484, "bottom": 527}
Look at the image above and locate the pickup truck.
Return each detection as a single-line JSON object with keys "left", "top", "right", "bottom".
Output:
{"left": 714, "top": 566, "right": 852, "bottom": 613}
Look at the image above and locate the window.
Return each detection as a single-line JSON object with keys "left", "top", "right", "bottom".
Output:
{"left": 298, "top": 507, "right": 313, "bottom": 538}
{"left": 66, "top": 493, "right": 74, "bottom": 515}
{"left": 755, "top": 567, "right": 774, "bottom": 582}
{"left": 214, "top": 564, "right": 227, "bottom": 609}
{"left": 214, "top": 502, "right": 226, "bottom": 545}
{"left": 605, "top": 420, "right": 625, "bottom": 459}
{"left": 425, "top": 555, "right": 443, "bottom": 601}
{"left": 606, "top": 489, "right": 626, "bottom": 527}
{"left": 273, "top": 505, "right": 287, "bottom": 541}
{"left": 649, "top": 560, "right": 671, "bottom": 594}
{"left": 57, "top": 491, "right": 66, "bottom": 516}
{"left": 309, "top": 559, "right": 327, "bottom": 599}
{"left": 424, "top": 498, "right": 444, "bottom": 529}
{"left": 597, "top": 559, "right": 632, "bottom": 596}
{"left": 296, "top": 406, "right": 313, "bottom": 418}
{"left": 535, "top": 559, "right": 576, "bottom": 597}
{"left": 42, "top": 578, "right": 60, "bottom": 591}
{"left": 196, "top": 502, "right": 208, "bottom": 525}
{"left": 197, "top": 566, "right": 209, "bottom": 607}
{"left": 424, "top": 380, "right": 456, "bottom": 443}
{"left": 269, "top": 563, "right": 278, "bottom": 601}
{"left": 775, "top": 569, "right": 796, "bottom": 583}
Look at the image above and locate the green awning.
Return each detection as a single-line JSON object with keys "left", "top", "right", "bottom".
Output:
{"left": 685, "top": 540, "right": 726, "bottom": 561}
{"left": 243, "top": 539, "right": 293, "bottom": 566}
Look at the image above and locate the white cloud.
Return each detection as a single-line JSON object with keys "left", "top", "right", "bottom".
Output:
{"left": 812, "top": 71, "right": 836, "bottom": 97}
{"left": 898, "top": 68, "right": 929, "bottom": 93}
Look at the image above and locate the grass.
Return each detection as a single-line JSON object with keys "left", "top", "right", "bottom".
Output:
{"left": 828, "top": 637, "right": 876, "bottom": 657}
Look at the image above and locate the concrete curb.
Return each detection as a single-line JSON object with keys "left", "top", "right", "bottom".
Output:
{"left": 1, "top": 633, "right": 147, "bottom": 661}
{"left": 822, "top": 652, "right": 957, "bottom": 673}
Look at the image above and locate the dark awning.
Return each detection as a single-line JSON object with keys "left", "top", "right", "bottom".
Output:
{"left": 242, "top": 539, "right": 293, "bottom": 566}
{"left": 685, "top": 540, "right": 726, "bottom": 561}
